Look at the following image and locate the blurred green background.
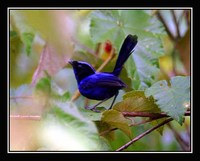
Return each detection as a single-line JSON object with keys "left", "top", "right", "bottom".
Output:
{"left": 9, "top": 9, "right": 191, "bottom": 151}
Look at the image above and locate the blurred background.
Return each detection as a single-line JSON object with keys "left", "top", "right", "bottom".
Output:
{"left": 9, "top": 9, "right": 191, "bottom": 151}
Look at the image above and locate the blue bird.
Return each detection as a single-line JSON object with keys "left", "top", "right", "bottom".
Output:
{"left": 69, "top": 34, "right": 138, "bottom": 112}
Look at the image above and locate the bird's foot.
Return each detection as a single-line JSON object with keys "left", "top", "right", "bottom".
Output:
{"left": 85, "top": 106, "right": 100, "bottom": 113}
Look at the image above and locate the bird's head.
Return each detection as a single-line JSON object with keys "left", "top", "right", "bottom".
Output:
{"left": 68, "top": 60, "right": 96, "bottom": 83}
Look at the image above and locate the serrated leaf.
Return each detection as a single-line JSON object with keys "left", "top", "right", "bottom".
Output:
{"left": 114, "top": 91, "right": 166, "bottom": 134}
{"left": 101, "top": 110, "right": 131, "bottom": 138}
{"left": 113, "top": 91, "right": 160, "bottom": 112}
{"left": 145, "top": 76, "right": 190, "bottom": 125}
{"left": 90, "top": 10, "right": 165, "bottom": 90}
{"left": 21, "top": 32, "right": 34, "bottom": 56}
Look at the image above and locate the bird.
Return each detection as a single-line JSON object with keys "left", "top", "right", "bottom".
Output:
{"left": 69, "top": 34, "right": 138, "bottom": 112}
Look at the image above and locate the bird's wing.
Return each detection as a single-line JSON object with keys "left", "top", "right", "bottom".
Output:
{"left": 83, "top": 73, "right": 126, "bottom": 88}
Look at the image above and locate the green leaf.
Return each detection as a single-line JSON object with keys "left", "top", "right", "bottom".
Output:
{"left": 51, "top": 91, "right": 71, "bottom": 102}
{"left": 46, "top": 104, "right": 111, "bottom": 150}
{"left": 145, "top": 76, "right": 190, "bottom": 125}
{"left": 51, "top": 78, "right": 71, "bottom": 102}
{"left": 113, "top": 91, "right": 160, "bottom": 112}
{"left": 114, "top": 91, "right": 167, "bottom": 134}
{"left": 90, "top": 10, "right": 165, "bottom": 90}
{"left": 21, "top": 32, "right": 34, "bottom": 56}
{"left": 95, "top": 121, "right": 115, "bottom": 141}
{"left": 35, "top": 77, "right": 51, "bottom": 95}
{"left": 101, "top": 110, "right": 132, "bottom": 138}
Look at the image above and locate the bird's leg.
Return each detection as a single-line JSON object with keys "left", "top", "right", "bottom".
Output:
{"left": 108, "top": 91, "right": 119, "bottom": 109}
{"left": 85, "top": 98, "right": 110, "bottom": 112}
{"left": 85, "top": 91, "right": 119, "bottom": 112}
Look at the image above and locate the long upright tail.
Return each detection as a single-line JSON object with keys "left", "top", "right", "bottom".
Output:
{"left": 112, "top": 34, "right": 138, "bottom": 76}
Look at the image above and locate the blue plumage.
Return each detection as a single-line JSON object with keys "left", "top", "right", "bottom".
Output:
{"left": 69, "top": 34, "right": 138, "bottom": 112}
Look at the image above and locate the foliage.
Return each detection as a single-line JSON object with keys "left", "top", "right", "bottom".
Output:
{"left": 9, "top": 9, "right": 191, "bottom": 151}
{"left": 145, "top": 76, "right": 190, "bottom": 125}
{"left": 90, "top": 10, "right": 165, "bottom": 90}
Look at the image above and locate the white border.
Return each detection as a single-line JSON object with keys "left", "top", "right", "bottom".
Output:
{"left": 7, "top": 7, "right": 193, "bottom": 154}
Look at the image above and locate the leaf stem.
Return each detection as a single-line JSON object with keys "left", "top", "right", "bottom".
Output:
{"left": 116, "top": 118, "right": 173, "bottom": 151}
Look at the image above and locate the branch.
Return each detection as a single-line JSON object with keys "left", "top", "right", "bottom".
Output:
{"left": 171, "top": 10, "right": 181, "bottom": 39}
{"left": 122, "top": 111, "right": 190, "bottom": 118}
{"left": 100, "top": 111, "right": 190, "bottom": 136}
{"left": 156, "top": 11, "right": 175, "bottom": 41}
{"left": 116, "top": 118, "right": 173, "bottom": 151}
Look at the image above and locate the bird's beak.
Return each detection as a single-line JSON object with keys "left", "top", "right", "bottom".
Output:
{"left": 68, "top": 59, "right": 74, "bottom": 65}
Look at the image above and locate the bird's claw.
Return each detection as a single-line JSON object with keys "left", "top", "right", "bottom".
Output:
{"left": 85, "top": 106, "right": 100, "bottom": 113}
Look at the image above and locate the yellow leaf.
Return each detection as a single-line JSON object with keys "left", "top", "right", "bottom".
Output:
{"left": 102, "top": 110, "right": 132, "bottom": 138}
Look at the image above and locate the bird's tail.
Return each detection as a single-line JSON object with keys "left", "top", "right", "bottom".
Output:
{"left": 112, "top": 34, "right": 138, "bottom": 76}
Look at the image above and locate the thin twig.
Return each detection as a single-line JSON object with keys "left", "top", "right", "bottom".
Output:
{"left": 156, "top": 11, "right": 175, "bottom": 41}
{"left": 167, "top": 123, "right": 190, "bottom": 151}
{"left": 100, "top": 127, "right": 117, "bottom": 136}
{"left": 184, "top": 121, "right": 191, "bottom": 141}
{"left": 70, "top": 90, "right": 81, "bottom": 102}
{"left": 10, "top": 115, "right": 41, "bottom": 120}
{"left": 96, "top": 49, "right": 115, "bottom": 72}
{"left": 10, "top": 96, "right": 34, "bottom": 99}
{"left": 116, "top": 118, "right": 173, "bottom": 151}
{"left": 122, "top": 111, "right": 166, "bottom": 118}
{"left": 171, "top": 10, "right": 181, "bottom": 39}
{"left": 184, "top": 10, "right": 190, "bottom": 28}
{"left": 128, "top": 117, "right": 157, "bottom": 127}
{"left": 171, "top": 43, "right": 178, "bottom": 76}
